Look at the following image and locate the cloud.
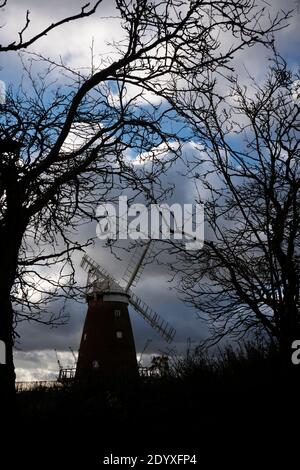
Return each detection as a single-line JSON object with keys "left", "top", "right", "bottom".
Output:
{"left": 1, "top": 1, "right": 298, "bottom": 94}
{"left": 5, "top": 1, "right": 300, "bottom": 381}
{"left": 14, "top": 142, "right": 209, "bottom": 381}
{"left": 15, "top": 349, "right": 76, "bottom": 381}
{"left": 0, "top": 0, "right": 122, "bottom": 86}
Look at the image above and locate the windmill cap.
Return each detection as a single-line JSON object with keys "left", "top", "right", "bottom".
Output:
{"left": 89, "top": 278, "right": 126, "bottom": 293}
{"left": 87, "top": 278, "right": 131, "bottom": 303}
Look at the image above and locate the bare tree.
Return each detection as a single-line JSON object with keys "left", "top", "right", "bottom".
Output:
{"left": 0, "top": 0, "right": 288, "bottom": 401}
{"left": 0, "top": 1, "right": 102, "bottom": 52}
{"left": 173, "top": 53, "right": 300, "bottom": 363}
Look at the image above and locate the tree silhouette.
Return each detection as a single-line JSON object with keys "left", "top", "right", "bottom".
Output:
{"left": 174, "top": 53, "right": 300, "bottom": 364}
{"left": 0, "top": 0, "right": 288, "bottom": 403}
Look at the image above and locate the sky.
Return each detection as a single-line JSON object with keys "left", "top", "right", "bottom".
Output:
{"left": 0, "top": 0, "right": 299, "bottom": 381}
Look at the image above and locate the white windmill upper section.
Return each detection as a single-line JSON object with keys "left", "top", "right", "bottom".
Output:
{"left": 87, "top": 278, "right": 130, "bottom": 305}
{"left": 88, "top": 277, "right": 125, "bottom": 295}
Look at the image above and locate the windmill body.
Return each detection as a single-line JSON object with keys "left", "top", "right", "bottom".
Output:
{"left": 76, "top": 250, "right": 175, "bottom": 383}
{"left": 76, "top": 281, "right": 138, "bottom": 382}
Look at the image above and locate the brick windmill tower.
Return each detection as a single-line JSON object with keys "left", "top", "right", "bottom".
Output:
{"left": 75, "top": 244, "right": 176, "bottom": 383}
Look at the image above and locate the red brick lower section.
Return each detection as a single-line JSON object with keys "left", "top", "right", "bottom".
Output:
{"left": 75, "top": 293, "right": 139, "bottom": 383}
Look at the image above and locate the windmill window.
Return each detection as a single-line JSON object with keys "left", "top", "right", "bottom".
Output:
{"left": 114, "top": 310, "right": 121, "bottom": 317}
{"left": 92, "top": 360, "right": 100, "bottom": 369}
{"left": 83, "top": 333, "right": 87, "bottom": 341}
{"left": 116, "top": 331, "right": 123, "bottom": 339}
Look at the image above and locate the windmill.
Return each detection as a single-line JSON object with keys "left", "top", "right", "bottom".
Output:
{"left": 75, "top": 243, "right": 176, "bottom": 383}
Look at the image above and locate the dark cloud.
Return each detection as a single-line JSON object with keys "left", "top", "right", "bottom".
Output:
{"left": 15, "top": 144, "right": 208, "bottom": 379}
{"left": 3, "top": 1, "right": 299, "bottom": 379}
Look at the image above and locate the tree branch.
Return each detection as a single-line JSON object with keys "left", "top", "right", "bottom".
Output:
{"left": 0, "top": 1, "right": 102, "bottom": 52}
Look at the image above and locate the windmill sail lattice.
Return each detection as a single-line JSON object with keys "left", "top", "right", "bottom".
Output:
{"left": 81, "top": 254, "right": 175, "bottom": 343}
{"left": 121, "top": 241, "right": 154, "bottom": 292}
{"left": 129, "top": 291, "right": 175, "bottom": 343}
{"left": 81, "top": 255, "right": 119, "bottom": 291}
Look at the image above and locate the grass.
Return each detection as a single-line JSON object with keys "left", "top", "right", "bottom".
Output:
{"left": 13, "top": 341, "right": 299, "bottom": 465}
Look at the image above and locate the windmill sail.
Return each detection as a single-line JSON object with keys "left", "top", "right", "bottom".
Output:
{"left": 129, "top": 291, "right": 175, "bottom": 343}
{"left": 121, "top": 241, "right": 153, "bottom": 292}
{"left": 80, "top": 254, "right": 176, "bottom": 343}
{"left": 81, "top": 254, "right": 115, "bottom": 284}
{"left": 80, "top": 254, "right": 123, "bottom": 294}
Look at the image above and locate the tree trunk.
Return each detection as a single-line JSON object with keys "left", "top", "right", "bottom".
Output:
{"left": 0, "top": 291, "right": 16, "bottom": 408}
{"left": 0, "top": 224, "right": 25, "bottom": 408}
{"left": 0, "top": 158, "right": 28, "bottom": 409}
